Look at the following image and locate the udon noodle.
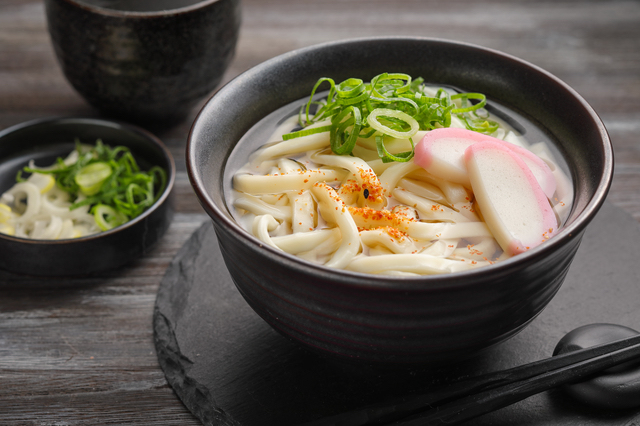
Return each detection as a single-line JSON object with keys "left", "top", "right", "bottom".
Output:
{"left": 231, "top": 81, "right": 573, "bottom": 276}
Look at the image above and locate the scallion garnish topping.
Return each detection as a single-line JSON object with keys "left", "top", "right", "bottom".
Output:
{"left": 21, "top": 139, "right": 167, "bottom": 227}
{"left": 285, "top": 72, "right": 499, "bottom": 162}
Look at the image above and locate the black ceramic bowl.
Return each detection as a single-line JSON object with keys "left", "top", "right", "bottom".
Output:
{"left": 0, "top": 117, "right": 175, "bottom": 276}
{"left": 187, "top": 37, "right": 613, "bottom": 365}
{"left": 44, "top": 0, "right": 241, "bottom": 124}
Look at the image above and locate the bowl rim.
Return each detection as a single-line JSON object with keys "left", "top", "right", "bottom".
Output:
{"left": 187, "top": 36, "right": 614, "bottom": 290}
{"left": 0, "top": 116, "right": 176, "bottom": 246}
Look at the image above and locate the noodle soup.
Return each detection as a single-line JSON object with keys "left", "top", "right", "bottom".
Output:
{"left": 227, "top": 75, "right": 573, "bottom": 276}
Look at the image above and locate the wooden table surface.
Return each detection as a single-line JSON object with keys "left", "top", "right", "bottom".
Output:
{"left": 0, "top": 0, "right": 639, "bottom": 424}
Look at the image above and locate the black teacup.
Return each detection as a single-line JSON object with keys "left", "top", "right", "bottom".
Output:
{"left": 45, "top": 0, "right": 241, "bottom": 125}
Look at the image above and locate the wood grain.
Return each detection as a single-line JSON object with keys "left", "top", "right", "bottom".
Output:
{"left": 0, "top": 0, "right": 638, "bottom": 423}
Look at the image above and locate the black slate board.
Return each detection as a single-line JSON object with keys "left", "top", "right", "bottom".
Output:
{"left": 153, "top": 202, "right": 640, "bottom": 426}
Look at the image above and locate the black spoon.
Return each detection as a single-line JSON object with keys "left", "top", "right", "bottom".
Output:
{"left": 304, "top": 323, "right": 640, "bottom": 426}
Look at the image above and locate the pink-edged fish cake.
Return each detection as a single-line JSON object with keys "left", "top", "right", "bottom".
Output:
{"left": 414, "top": 128, "right": 479, "bottom": 187}
{"left": 464, "top": 141, "right": 558, "bottom": 256}
{"left": 414, "top": 127, "right": 556, "bottom": 199}
{"left": 496, "top": 141, "right": 557, "bottom": 200}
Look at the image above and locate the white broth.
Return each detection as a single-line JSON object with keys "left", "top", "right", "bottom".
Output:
{"left": 226, "top": 80, "right": 573, "bottom": 276}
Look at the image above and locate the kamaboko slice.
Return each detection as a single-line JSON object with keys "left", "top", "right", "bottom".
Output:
{"left": 414, "top": 127, "right": 479, "bottom": 187}
{"left": 414, "top": 128, "right": 556, "bottom": 199}
{"left": 464, "top": 141, "right": 557, "bottom": 256}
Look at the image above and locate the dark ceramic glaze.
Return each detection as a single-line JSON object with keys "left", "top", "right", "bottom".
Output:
{"left": 554, "top": 324, "right": 640, "bottom": 409}
{"left": 0, "top": 117, "right": 175, "bottom": 276}
{"left": 187, "top": 37, "right": 614, "bottom": 365}
{"left": 44, "top": 0, "right": 241, "bottom": 124}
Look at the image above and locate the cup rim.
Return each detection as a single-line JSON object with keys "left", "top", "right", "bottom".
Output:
{"left": 55, "top": 0, "right": 225, "bottom": 18}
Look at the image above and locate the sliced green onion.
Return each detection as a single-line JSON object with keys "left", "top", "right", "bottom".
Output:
{"left": 330, "top": 106, "right": 362, "bottom": 155}
{"left": 75, "top": 161, "right": 113, "bottom": 196}
{"left": 292, "top": 73, "right": 497, "bottom": 162}
{"left": 375, "top": 135, "right": 415, "bottom": 163}
{"left": 22, "top": 139, "right": 167, "bottom": 231}
{"left": 462, "top": 116, "right": 500, "bottom": 134}
{"left": 371, "top": 73, "right": 412, "bottom": 97}
{"left": 451, "top": 93, "right": 487, "bottom": 113}
{"left": 336, "top": 90, "right": 369, "bottom": 106}
{"left": 370, "top": 96, "right": 420, "bottom": 115}
{"left": 92, "top": 204, "right": 127, "bottom": 231}
{"left": 367, "top": 108, "right": 419, "bottom": 139}
{"left": 282, "top": 125, "right": 332, "bottom": 141}
{"left": 336, "top": 78, "right": 365, "bottom": 98}
{"left": 304, "top": 77, "right": 336, "bottom": 125}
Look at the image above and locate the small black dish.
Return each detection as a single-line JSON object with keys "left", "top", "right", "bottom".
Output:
{"left": 0, "top": 117, "right": 175, "bottom": 276}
